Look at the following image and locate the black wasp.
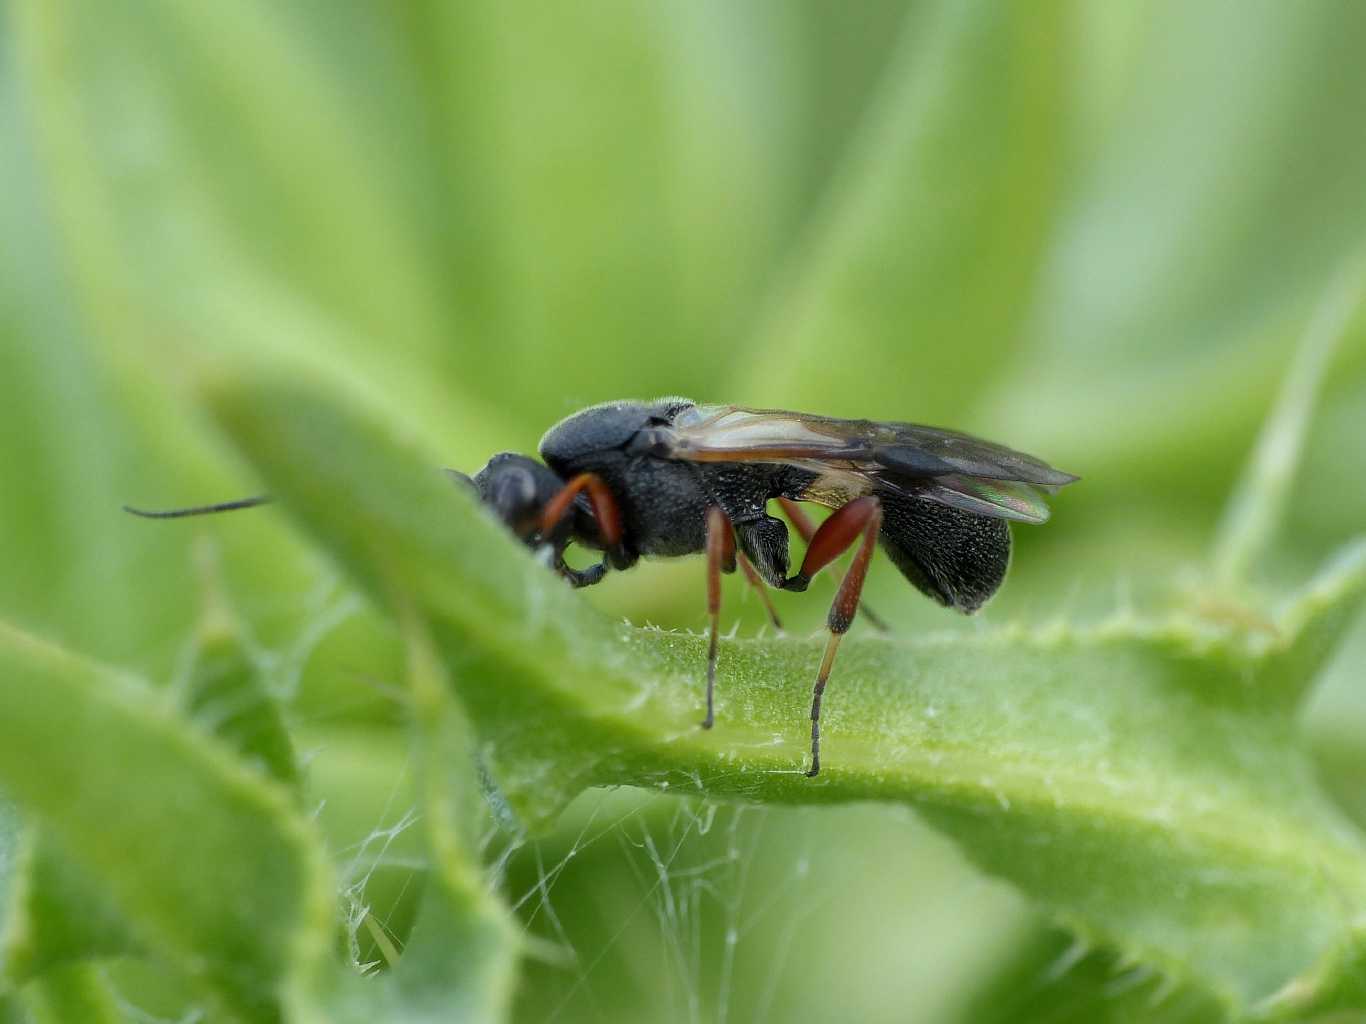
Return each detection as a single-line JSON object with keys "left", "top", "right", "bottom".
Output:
{"left": 127, "top": 399, "right": 1077, "bottom": 775}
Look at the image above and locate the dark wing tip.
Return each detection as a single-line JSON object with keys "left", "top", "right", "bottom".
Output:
{"left": 970, "top": 460, "right": 1078, "bottom": 489}
{"left": 1036, "top": 468, "right": 1080, "bottom": 489}
{"left": 875, "top": 432, "right": 1078, "bottom": 490}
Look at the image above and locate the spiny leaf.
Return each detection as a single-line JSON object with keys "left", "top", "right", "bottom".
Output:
{"left": 207, "top": 363, "right": 1366, "bottom": 1016}
{"left": 1255, "top": 932, "right": 1366, "bottom": 1022}
{"left": 961, "top": 925, "right": 1225, "bottom": 1024}
{"left": 0, "top": 622, "right": 335, "bottom": 1022}
{"left": 392, "top": 611, "right": 519, "bottom": 1015}
{"left": 1, "top": 545, "right": 297, "bottom": 991}
{"left": 177, "top": 541, "right": 300, "bottom": 789}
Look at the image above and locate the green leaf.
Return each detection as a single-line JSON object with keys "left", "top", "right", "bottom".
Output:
{"left": 1, "top": 834, "right": 140, "bottom": 987}
{"left": 9, "top": 1, "right": 1366, "bottom": 1018}
{"left": 206, "top": 363, "right": 1366, "bottom": 1016}
{"left": 961, "top": 924, "right": 1225, "bottom": 1024}
{"left": 0, "top": 993, "right": 29, "bottom": 1024}
{"left": 176, "top": 542, "right": 300, "bottom": 789}
{"left": 741, "top": 0, "right": 1069, "bottom": 422}
{"left": 326, "top": 613, "right": 520, "bottom": 1022}
{"left": 19, "top": 964, "right": 125, "bottom": 1024}
{"left": 1256, "top": 939, "right": 1366, "bottom": 1023}
{"left": 206, "top": 363, "right": 628, "bottom": 824}
{"left": 0, "top": 623, "right": 335, "bottom": 1022}
{"left": 392, "top": 613, "right": 519, "bottom": 1016}
{"left": 0, "top": 804, "right": 16, "bottom": 939}
{"left": 1, "top": 545, "right": 298, "bottom": 991}
{"left": 1212, "top": 260, "right": 1366, "bottom": 588}
{"left": 981, "top": 1, "right": 1366, "bottom": 505}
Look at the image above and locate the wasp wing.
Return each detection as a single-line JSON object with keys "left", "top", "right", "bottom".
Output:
{"left": 662, "top": 405, "right": 1075, "bottom": 523}
{"left": 893, "top": 475, "right": 1052, "bottom": 524}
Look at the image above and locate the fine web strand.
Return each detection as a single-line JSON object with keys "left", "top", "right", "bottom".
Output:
{"left": 516, "top": 793, "right": 819, "bottom": 1024}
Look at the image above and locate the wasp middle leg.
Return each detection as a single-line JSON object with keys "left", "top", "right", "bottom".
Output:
{"left": 701, "top": 507, "right": 738, "bottom": 729}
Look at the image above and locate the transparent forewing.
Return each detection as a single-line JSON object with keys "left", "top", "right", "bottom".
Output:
{"left": 664, "top": 405, "right": 1074, "bottom": 522}
{"left": 665, "top": 406, "right": 874, "bottom": 461}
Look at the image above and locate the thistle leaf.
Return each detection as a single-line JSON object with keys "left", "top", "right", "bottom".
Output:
{"left": 208, "top": 365, "right": 1366, "bottom": 1016}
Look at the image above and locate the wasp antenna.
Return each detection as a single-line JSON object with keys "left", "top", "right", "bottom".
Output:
{"left": 123, "top": 496, "right": 273, "bottom": 519}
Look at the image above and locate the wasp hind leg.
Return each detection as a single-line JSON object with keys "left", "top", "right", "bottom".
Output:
{"left": 780, "top": 496, "right": 882, "bottom": 777}
{"left": 778, "top": 497, "right": 889, "bottom": 633}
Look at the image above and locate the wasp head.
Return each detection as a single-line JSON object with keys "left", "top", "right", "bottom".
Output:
{"left": 456, "top": 452, "right": 565, "bottom": 547}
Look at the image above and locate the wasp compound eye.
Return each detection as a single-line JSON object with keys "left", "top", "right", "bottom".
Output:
{"left": 471, "top": 452, "right": 571, "bottom": 541}
{"left": 488, "top": 467, "right": 536, "bottom": 518}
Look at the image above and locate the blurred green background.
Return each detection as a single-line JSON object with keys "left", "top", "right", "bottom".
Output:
{"left": 2, "top": 1, "right": 1366, "bottom": 1021}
